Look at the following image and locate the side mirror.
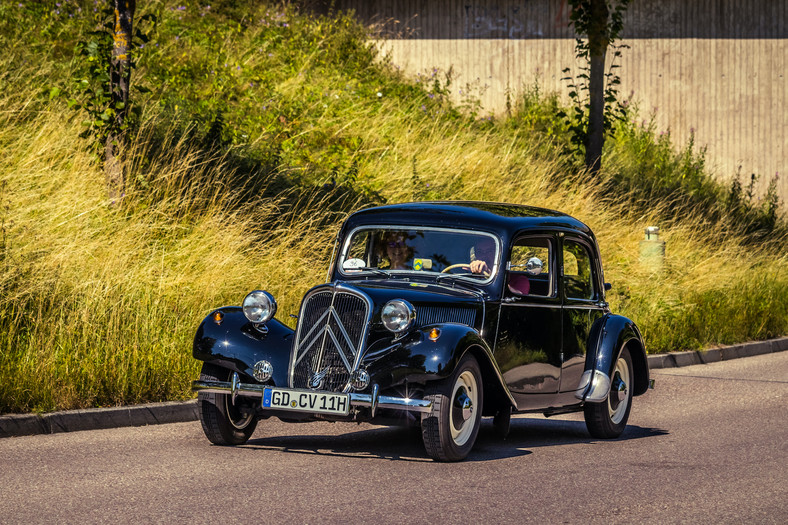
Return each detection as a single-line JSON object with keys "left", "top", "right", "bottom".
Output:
{"left": 604, "top": 282, "right": 612, "bottom": 291}
{"left": 525, "top": 257, "right": 543, "bottom": 276}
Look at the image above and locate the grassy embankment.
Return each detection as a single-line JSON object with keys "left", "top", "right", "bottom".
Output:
{"left": 0, "top": 1, "right": 785, "bottom": 413}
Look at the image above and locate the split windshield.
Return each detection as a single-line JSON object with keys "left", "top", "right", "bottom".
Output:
{"left": 338, "top": 227, "right": 499, "bottom": 282}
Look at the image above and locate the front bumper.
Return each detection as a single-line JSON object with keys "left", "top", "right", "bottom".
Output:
{"left": 192, "top": 373, "right": 432, "bottom": 417}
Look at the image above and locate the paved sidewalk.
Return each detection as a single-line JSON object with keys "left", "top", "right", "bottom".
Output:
{"left": 2, "top": 336, "right": 786, "bottom": 438}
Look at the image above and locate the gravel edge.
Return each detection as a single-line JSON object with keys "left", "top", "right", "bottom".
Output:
{"left": 2, "top": 336, "right": 787, "bottom": 438}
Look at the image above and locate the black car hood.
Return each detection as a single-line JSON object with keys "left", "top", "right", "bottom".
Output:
{"left": 299, "top": 279, "right": 485, "bottom": 334}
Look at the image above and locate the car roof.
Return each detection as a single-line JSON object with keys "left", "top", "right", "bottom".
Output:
{"left": 343, "top": 201, "right": 593, "bottom": 238}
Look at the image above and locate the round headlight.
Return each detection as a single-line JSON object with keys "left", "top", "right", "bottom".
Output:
{"left": 381, "top": 299, "right": 416, "bottom": 334}
{"left": 242, "top": 290, "right": 277, "bottom": 324}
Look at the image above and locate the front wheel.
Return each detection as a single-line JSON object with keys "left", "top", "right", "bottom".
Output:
{"left": 198, "top": 362, "right": 258, "bottom": 445}
{"left": 584, "top": 347, "right": 633, "bottom": 439}
{"left": 421, "top": 353, "right": 483, "bottom": 461}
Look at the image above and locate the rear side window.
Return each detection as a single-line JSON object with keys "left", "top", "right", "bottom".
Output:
{"left": 507, "top": 237, "right": 553, "bottom": 297}
{"left": 563, "top": 240, "right": 595, "bottom": 300}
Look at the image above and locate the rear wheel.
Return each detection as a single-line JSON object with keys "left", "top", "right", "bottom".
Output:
{"left": 198, "top": 362, "right": 258, "bottom": 445}
{"left": 584, "top": 347, "right": 633, "bottom": 439}
{"left": 421, "top": 353, "right": 483, "bottom": 461}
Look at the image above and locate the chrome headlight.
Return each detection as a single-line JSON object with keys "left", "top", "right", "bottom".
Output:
{"left": 242, "top": 290, "right": 277, "bottom": 324}
{"left": 381, "top": 299, "right": 416, "bottom": 334}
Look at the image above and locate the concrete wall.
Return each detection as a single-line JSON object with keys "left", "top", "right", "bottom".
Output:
{"left": 335, "top": 0, "right": 787, "bottom": 201}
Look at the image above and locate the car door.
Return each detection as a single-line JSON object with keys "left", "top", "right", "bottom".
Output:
{"left": 495, "top": 235, "right": 562, "bottom": 409}
{"left": 560, "top": 237, "right": 606, "bottom": 397}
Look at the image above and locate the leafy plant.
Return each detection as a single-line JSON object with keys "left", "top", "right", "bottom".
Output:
{"left": 70, "top": 4, "right": 155, "bottom": 155}
{"left": 559, "top": 0, "right": 632, "bottom": 172}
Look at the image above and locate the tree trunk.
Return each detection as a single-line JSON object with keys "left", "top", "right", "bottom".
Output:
{"left": 106, "top": 0, "right": 135, "bottom": 203}
{"left": 585, "top": 52, "right": 606, "bottom": 174}
{"left": 584, "top": 0, "right": 609, "bottom": 175}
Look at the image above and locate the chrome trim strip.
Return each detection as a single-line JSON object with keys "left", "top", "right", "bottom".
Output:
{"left": 333, "top": 308, "right": 359, "bottom": 350}
{"left": 192, "top": 380, "right": 432, "bottom": 414}
{"left": 335, "top": 283, "right": 375, "bottom": 373}
{"left": 349, "top": 392, "right": 432, "bottom": 413}
{"left": 194, "top": 379, "right": 265, "bottom": 396}
{"left": 500, "top": 303, "right": 602, "bottom": 310}
{"left": 325, "top": 230, "right": 341, "bottom": 283}
{"left": 370, "top": 384, "right": 380, "bottom": 417}
{"left": 325, "top": 326, "right": 353, "bottom": 371}
{"left": 501, "top": 302, "right": 561, "bottom": 309}
{"left": 293, "top": 308, "right": 331, "bottom": 361}
{"left": 562, "top": 304, "right": 604, "bottom": 310}
{"left": 231, "top": 372, "right": 241, "bottom": 405}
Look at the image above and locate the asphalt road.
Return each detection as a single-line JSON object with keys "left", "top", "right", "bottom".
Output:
{"left": 1, "top": 352, "right": 786, "bottom": 524}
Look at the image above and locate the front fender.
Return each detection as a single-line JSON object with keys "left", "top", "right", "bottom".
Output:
{"left": 193, "top": 307, "right": 294, "bottom": 386}
{"left": 577, "top": 314, "right": 649, "bottom": 402}
{"left": 362, "top": 323, "right": 516, "bottom": 413}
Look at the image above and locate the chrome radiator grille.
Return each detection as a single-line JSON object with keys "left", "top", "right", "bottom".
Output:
{"left": 417, "top": 306, "right": 476, "bottom": 328}
{"left": 291, "top": 286, "right": 370, "bottom": 392}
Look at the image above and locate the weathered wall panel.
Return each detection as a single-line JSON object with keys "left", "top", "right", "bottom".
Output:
{"left": 338, "top": 0, "right": 788, "bottom": 200}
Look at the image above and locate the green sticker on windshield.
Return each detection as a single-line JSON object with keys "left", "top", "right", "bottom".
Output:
{"left": 413, "top": 258, "right": 432, "bottom": 270}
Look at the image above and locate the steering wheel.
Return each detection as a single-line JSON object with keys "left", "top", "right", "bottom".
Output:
{"left": 441, "top": 263, "right": 490, "bottom": 277}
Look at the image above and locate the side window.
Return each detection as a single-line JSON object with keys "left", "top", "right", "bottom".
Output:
{"left": 563, "top": 240, "right": 595, "bottom": 300}
{"left": 507, "top": 237, "right": 553, "bottom": 297}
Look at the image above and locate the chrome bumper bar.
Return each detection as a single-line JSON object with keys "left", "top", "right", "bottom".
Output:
{"left": 192, "top": 373, "right": 432, "bottom": 417}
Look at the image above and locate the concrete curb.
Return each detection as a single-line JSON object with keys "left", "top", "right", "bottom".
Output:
{"left": 0, "top": 400, "right": 198, "bottom": 439}
{"left": 2, "top": 337, "right": 787, "bottom": 438}
{"left": 646, "top": 336, "right": 788, "bottom": 369}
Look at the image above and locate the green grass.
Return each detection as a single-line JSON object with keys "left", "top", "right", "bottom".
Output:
{"left": 0, "top": 0, "right": 785, "bottom": 413}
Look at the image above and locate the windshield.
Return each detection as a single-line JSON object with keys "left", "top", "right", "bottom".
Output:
{"left": 338, "top": 227, "right": 499, "bottom": 283}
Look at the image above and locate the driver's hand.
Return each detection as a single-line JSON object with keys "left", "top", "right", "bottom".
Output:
{"left": 470, "top": 260, "right": 488, "bottom": 274}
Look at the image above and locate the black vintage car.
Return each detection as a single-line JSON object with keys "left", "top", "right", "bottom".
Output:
{"left": 192, "top": 201, "right": 652, "bottom": 461}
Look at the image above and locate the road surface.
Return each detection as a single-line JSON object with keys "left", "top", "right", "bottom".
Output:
{"left": 1, "top": 352, "right": 786, "bottom": 524}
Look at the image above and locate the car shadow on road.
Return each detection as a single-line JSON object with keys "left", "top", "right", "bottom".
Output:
{"left": 240, "top": 416, "right": 668, "bottom": 463}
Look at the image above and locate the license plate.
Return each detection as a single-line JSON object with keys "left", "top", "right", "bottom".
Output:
{"left": 262, "top": 387, "right": 350, "bottom": 416}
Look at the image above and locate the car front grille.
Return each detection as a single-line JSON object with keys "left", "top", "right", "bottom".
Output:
{"left": 291, "top": 286, "right": 370, "bottom": 392}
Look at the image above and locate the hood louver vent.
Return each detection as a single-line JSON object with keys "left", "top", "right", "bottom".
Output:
{"left": 416, "top": 306, "right": 476, "bottom": 328}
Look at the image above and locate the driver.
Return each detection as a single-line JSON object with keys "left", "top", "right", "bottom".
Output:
{"left": 469, "top": 237, "right": 496, "bottom": 274}
{"left": 382, "top": 231, "right": 413, "bottom": 270}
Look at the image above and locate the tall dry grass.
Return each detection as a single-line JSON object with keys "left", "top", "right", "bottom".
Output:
{"left": 0, "top": 2, "right": 786, "bottom": 413}
{"left": 2, "top": 93, "right": 786, "bottom": 413}
{"left": 0, "top": 103, "right": 356, "bottom": 412}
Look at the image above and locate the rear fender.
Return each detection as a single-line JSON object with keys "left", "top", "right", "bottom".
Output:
{"left": 193, "top": 307, "right": 294, "bottom": 385}
{"left": 362, "top": 323, "right": 516, "bottom": 414}
{"left": 577, "top": 314, "right": 649, "bottom": 402}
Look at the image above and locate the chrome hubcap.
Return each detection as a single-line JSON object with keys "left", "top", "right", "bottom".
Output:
{"left": 453, "top": 388, "right": 473, "bottom": 427}
{"left": 608, "top": 356, "right": 631, "bottom": 425}
{"left": 610, "top": 373, "right": 627, "bottom": 410}
{"left": 450, "top": 370, "right": 478, "bottom": 446}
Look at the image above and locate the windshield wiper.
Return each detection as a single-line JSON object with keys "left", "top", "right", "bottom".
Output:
{"left": 349, "top": 267, "right": 391, "bottom": 277}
